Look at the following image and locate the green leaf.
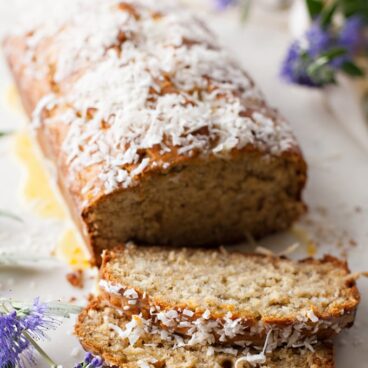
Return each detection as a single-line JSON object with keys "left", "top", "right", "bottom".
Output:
{"left": 0, "top": 131, "right": 13, "bottom": 138}
{"left": 306, "top": 57, "right": 337, "bottom": 86}
{"left": 341, "top": 61, "right": 365, "bottom": 77}
{"left": 306, "top": 0, "right": 324, "bottom": 19}
{"left": 338, "top": 0, "right": 368, "bottom": 18}
{"left": 320, "top": 1, "right": 338, "bottom": 28}
{"left": 0, "top": 210, "right": 23, "bottom": 222}
{"left": 305, "top": 48, "right": 348, "bottom": 86}
{"left": 320, "top": 47, "right": 347, "bottom": 60}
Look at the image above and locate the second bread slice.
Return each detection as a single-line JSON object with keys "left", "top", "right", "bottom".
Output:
{"left": 99, "top": 244, "right": 359, "bottom": 348}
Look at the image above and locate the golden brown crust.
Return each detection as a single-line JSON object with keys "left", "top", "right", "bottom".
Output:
{"left": 99, "top": 246, "right": 359, "bottom": 346}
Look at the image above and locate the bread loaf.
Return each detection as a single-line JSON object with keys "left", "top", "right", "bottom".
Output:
{"left": 3, "top": 0, "right": 307, "bottom": 263}
{"left": 75, "top": 297, "right": 335, "bottom": 368}
{"left": 99, "top": 245, "right": 359, "bottom": 347}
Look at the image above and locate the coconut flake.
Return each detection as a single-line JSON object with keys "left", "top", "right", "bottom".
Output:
{"left": 235, "top": 329, "right": 272, "bottom": 367}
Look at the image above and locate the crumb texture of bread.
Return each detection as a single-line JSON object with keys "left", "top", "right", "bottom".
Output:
{"left": 87, "top": 153, "right": 306, "bottom": 261}
{"left": 99, "top": 246, "right": 359, "bottom": 345}
{"left": 3, "top": 0, "right": 306, "bottom": 262}
{"left": 75, "top": 299, "right": 335, "bottom": 368}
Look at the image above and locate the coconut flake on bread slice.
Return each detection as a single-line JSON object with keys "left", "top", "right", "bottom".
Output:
{"left": 75, "top": 297, "right": 335, "bottom": 368}
{"left": 98, "top": 244, "right": 359, "bottom": 348}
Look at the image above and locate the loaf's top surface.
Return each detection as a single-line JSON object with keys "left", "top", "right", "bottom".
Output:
{"left": 4, "top": 0, "right": 302, "bottom": 202}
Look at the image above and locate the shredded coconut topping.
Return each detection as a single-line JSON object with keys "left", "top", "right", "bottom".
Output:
{"left": 99, "top": 279, "right": 352, "bottom": 350}
{"left": 20, "top": 0, "right": 297, "bottom": 197}
{"left": 235, "top": 329, "right": 272, "bottom": 367}
{"left": 108, "top": 314, "right": 147, "bottom": 346}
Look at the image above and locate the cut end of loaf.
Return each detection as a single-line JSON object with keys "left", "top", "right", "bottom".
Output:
{"left": 75, "top": 298, "right": 335, "bottom": 368}
{"left": 84, "top": 152, "right": 306, "bottom": 264}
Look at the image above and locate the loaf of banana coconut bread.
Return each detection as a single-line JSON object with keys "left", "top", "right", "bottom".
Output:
{"left": 75, "top": 297, "right": 335, "bottom": 368}
{"left": 3, "top": 0, "right": 307, "bottom": 263}
{"left": 98, "top": 245, "right": 359, "bottom": 348}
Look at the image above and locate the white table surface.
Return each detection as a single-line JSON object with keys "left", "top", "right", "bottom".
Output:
{"left": 0, "top": 1, "right": 367, "bottom": 367}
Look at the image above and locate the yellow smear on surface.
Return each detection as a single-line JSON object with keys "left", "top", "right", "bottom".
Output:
{"left": 4, "top": 83, "right": 25, "bottom": 115}
{"left": 290, "top": 226, "right": 317, "bottom": 257}
{"left": 56, "top": 228, "right": 90, "bottom": 270}
{"left": 14, "top": 132, "right": 66, "bottom": 219}
{"left": 306, "top": 242, "right": 317, "bottom": 257}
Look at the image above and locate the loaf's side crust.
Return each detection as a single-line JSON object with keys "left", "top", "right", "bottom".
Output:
{"left": 99, "top": 246, "right": 359, "bottom": 346}
{"left": 75, "top": 298, "right": 335, "bottom": 368}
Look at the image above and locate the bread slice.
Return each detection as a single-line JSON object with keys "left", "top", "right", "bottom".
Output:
{"left": 99, "top": 245, "right": 359, "bottom": 347}
{"left": 3, "top": 0, "right": 306, "bottom": 264}
{"left": 75, "top": 298, "right": 335, "bottom": 368}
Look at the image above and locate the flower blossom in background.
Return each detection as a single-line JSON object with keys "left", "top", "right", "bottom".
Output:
{"left": 0, "top": 297, "right": 82, "bottom": 367}
{"left": 339, "top": 16, "right": 367, "bottom": 54}
{"left": 0, "top": 311, "right": 30, "bottom": 367}
{"left": 215, "top": 0, "right": 236, "bottom": 10}
{"left": 0, "top": 298, "right": 58, "bottom": 367}
{"left": 75, "top": 353, "right": 104, "bottom": 368}
{"left": 281, "top": 1, "right": 367, "bottom": 89}
{"left": 306, "top": 23, "right": 332, "bottom": 57}
{"left": 280, "top": 41, "right": 322, "bottom": 87}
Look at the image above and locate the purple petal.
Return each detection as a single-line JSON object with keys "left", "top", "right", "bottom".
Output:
{"left": 214, "top": 0, "right": 236, "bottom": 10}
{"left": 280, "top": 41, "right": 321, "bottom": 87}
{"left": 339, "top": 16, "right": 366, "bottom": 54}
{"left": 306, "top": 22, "right": 332, "bottom": 57}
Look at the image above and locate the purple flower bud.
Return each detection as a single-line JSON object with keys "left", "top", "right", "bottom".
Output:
{"left": 91, "top": 356, "right": 103, "bottom": 367}
{"left": 76, "top": 353, "right": 104, "bottom": 368}
{"left": 339, "top": 16, "right": 366, "bottom": 54}
{"left": 280, "top": 41, "right": 321, "bottom": 87}
{"left": 85, "top": 352, "right": 93, "bottom": 364}
{"left": 215, "top": 0, "right": 236, "bottom": 10}
{"left": 306, "top": 22, "right": 332, "bottom": 57}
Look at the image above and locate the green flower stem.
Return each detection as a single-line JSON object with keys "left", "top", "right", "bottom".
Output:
{"left": 0, "top": 209, "right": 23, "bottom": 222}
{"left": 240, "top": 0, "right": 252, "bottom": 22}
{"left": 0, "top": 131, "right": 13, "bottom": 138}
{"left": 363, "top": 90, "right": 368, "bottom": 124}
{"left": 22, "top": 330, "right": 59, "bottom": 368}
{"left": 0, "top": 298, "right": 82, "bottom": 318}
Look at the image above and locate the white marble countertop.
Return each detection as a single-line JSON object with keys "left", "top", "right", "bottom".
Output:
{"left": 0, "top": 1, "right": 367, "bottom": 367}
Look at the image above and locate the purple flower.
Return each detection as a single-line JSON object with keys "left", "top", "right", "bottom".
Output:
{"left": 214, "top": 0, "right": 236, "bottom": 10}
{"left": 21, "top": 298, "right": 58, "bottom": 340}
{"left": 75, "top": 353, "right": 104, "bottom": 368}
{"left": 306, "top": 22, "right": 332, "bottom": 57}
{"left": 339, "top": 16, "right": 366, "bottom": 54}
{"left": 0, "top": 299, "right": 58, "bottom": 368}
{"left": 280, "top": 41, "right": 322, "bottom": 87}
{"left": 0, "top": 311, "right": 31, "bottom": 367}
{"left": 280, "top": 14, "right": 368, "bottom": 88}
